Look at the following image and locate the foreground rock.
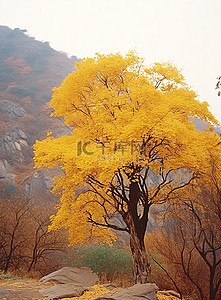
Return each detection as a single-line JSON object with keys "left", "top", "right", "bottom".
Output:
{"left": 40, "top": 267, "right": 99, "bottom": 299}
{"left": 95, "top": 283, "right": 159, "bottom": 300}
{"left": 0, "top": 289, "right": 15, "bottom": 297}
{"left": 40, "top": 267, "right": 159, "bottom": 300}
{"left": 40, "top": 266, "right": 99, "bottom": 286}
{"left": 40, "top": 283, "right": 86, "bottom": 300}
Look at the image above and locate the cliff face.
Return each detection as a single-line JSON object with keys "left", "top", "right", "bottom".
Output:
{"left": 0, "top": 25, "right": 79, "bottom": 195}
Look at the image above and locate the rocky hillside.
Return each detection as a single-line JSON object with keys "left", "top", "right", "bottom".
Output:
{"left": 0, "top": 25, "right": 79, "bottom": 196}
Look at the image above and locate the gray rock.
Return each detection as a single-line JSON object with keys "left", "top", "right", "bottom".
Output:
{"left": 19, "top": 139, "right": 28, "bottom": 146}
{"left": 0, "top": 100, "right": 27, "bottom": 120}
{"left": 17, "top": 129, "right": 27, "bottom": 140}
{"left": 14, "top": 107, "right": 26, "bottom": 117}
{"left": 0, "top": 159, "right": 16, "bottom": 184}
{"left": 4, "top": 142, "right": 12, "bottom": 153}
{"left": 40, "top": 267, "right": 99, "bottom": 286}
{"left": 3, "top": 135, "right": 12, "bottom": 142}
{"left": 22, "top": 183, "right": 31, "bottom": 196}
{"left": 103, "top": 284, "right": 117, "bottom": 291}
{"left": 29, "top": 170, "right": 53, "bottom": 193}
{"left": 0, "top": 125, "right": 28, "bottom": 163}
{"left": 22, "top": 168, "right": 62, "bottom": 197}
{"left": 3, "top": 159, "right": 13, "bottom": 172}
{"left": 0, "top": 289, "right": 14, "bottom": 296}
{"left": 95, "top": 283, "right": 158, "bottom": 300}
{"left": 9, "top": 141, "right": 16, "bottom": 151}
{"left": 40, "top": 283, "right": 86, "bottom": 300}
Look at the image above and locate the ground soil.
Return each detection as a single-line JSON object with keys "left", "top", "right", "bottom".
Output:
{"left": 0, "top": 279, "right": 52, "bottom": 299}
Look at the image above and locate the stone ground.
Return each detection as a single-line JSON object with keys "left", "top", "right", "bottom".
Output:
{"left": 0, "top": 279, "right": 52, "bottom": 299}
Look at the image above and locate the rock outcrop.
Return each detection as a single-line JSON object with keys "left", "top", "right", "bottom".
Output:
{"left": 22, "top": 169, "right": 53, "bottom": 196}
{"left": 95, "top": 283, "right": 158, "bottom": 300}
{"left": 39, "top": 267, "right": 159, "bottom": 300}
{"left": 0, "top": 124, "right": 28, "bottom": 162}
{"left": 40, "top": 267, "right": 99, "bottom": 286}
{"left": 0, "top": 159, "right": 15, "bottom": 186}
{"left": 40, "top": 283, "right": 86, "bottom": 300}
{"left": 0, "top": 100, "right": 27, "bottom": 120}
{"left": 40, "top": 267, "right": 99, "bottom": 300}
{"left": 0, "top": 289, "right": 15, "bottom": 297}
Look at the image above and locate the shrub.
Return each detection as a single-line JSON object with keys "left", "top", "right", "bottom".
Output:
{"left": 63, "top": 245, "right": 133, "bottom": 284}
{"left": 0, "top": 272, "right": 14, "bottom": 280}
{"left": 5, "top": 184, "right": 18, "bottom": 197}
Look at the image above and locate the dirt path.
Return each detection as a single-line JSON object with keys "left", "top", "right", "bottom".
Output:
{"left": 0, "top": 279, "right": 52, "bottom": 299}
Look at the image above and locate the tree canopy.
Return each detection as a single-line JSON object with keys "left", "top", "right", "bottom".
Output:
{"left": 34, "top": 52, "right": 220, "bottom": 283}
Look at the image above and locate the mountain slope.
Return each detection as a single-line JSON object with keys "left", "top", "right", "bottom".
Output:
{"left": 0, "top": 25, "right": 79, "bottom": 194}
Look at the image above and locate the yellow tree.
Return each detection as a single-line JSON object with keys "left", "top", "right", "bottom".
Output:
{"left": 34, "top": 52, "right": 220, "bottom": 283}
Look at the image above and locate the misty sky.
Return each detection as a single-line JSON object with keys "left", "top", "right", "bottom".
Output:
{"left": 0, "top": 0, "right": 221, "bottom": 122}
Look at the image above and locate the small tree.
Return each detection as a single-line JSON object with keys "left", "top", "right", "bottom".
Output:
{"left": 34, "top": 52, "right": 220, "bottom": 283}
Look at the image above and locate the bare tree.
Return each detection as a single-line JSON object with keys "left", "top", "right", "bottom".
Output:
{"left": 27, "top": 205, "right": 67, "bottom": 274}
{"left": 0, "top": 193, "right": 68, "bottom": 275}
{"left": 0, "top": 195, "right": 32, "bottom": 272}
{"left": 146, "top": 183, "right": 221, "bottom": 300}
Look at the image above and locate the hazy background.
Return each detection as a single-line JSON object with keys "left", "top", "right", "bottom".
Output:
{"left": 1, "top": 0, "right": 220, "bottom": 121}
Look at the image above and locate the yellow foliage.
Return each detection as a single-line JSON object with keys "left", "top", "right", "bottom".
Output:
{"left": 33, "top": 51, "right": 221, "bottom": 246}
{"left": 63, "top": 284, "right": 110, "bottom": 300}
{"left": 157, "top": 292, "right": 181, "bottom": 300}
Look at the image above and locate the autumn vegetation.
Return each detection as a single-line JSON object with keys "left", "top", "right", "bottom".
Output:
{"left": 146, "top": 152, "right": 221, "bottom": 299}
{"left": 0, "top": 191, "right": 67, "bottom": 277}
{"left": 0, "top": 36, "right": 219, "bottom": 299}
{"left": 63, "top": 244, "right": 134, "bottom": 286}
{"left": 32, "top": 51, "right": 221, "bottom": 299}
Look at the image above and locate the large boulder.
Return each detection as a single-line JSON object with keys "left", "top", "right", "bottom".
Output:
{"left": 95, "top": 283, "right": 158, "bottom": 300}
{"left": 40, "top": 283, "right": 86, "bottom": 300}
{"left": 40, "top": 267, "right": 99, "bottom": 286}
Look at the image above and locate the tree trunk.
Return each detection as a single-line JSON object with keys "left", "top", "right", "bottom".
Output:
{"left": 209, "top": 266, "right": 215, "bottom": 300}
{"left": 4, "top": 229, "right": 16, "bottom": 273}
{"left": 129, "top": 218, "right": 150, "bottom": 283}
{"left": 123, "top": 181, "right": 151, "bottom": 283}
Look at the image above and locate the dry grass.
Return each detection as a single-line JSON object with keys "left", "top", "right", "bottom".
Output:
{"left": 63, "top": 285, "right": 111, "bottom": 300}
